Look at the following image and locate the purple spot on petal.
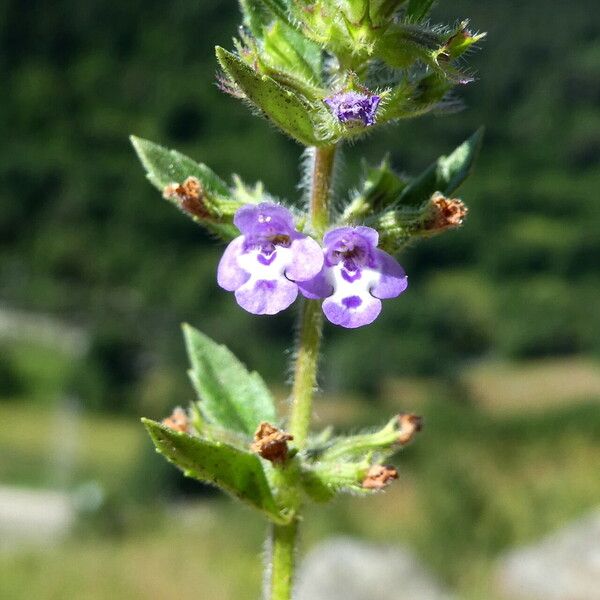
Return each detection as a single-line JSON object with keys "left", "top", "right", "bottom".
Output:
{"left": 341, "top": 268, "right": 362, "bottom": 283}
{"left": 256, "top": 280, "right": 276, "bottom": 291}
{"left": 257, "top": 251, "right": 276, "bottom": 265}
{"left": 342, "top": 296, "right": 362, "bottom": 309}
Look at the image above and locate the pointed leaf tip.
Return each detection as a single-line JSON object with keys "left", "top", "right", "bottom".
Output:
{"left": 394, "top": 127, "right": 484, "bottom": 208}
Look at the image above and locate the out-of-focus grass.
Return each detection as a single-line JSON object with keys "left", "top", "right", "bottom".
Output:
{"left": 461, "top": 357, "right": 600, "bottom": 413}
{"left": 1, "top": 365, "right": 599, "bottom": 599}
{"left": 0, "top": 401, "right": 144, "bottom": 489}
{"left": 0, "top": 505, "right": 265, "bottom": 600}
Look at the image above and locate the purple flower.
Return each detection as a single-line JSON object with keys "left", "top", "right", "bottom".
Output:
{"left": 324, "top": 92, "right": 381, "bottom": 126}
{"left": 217, "top": 203, "right": 324, "bottom": 315}
{"left": 298, "top": 226, "right": 408, "bottom": 328}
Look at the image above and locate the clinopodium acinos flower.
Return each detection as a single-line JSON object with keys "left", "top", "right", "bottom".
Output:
{"left": 298, "top": 226, "right": 408, "bottom": 328}
{"left": 217, "top": 203, "right": 323, "bottom": 315}
{"left": 324, "top": 92, "right": 381, "bottom": 126}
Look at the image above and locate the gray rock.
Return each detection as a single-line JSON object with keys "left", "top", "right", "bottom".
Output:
{"left": 0, "top": 485, "right": 74, "bottom": 552}
{"left": 296, "top": 537, "right": 454, "bottom": 600}
{"left": 496, "top": 509, "right": 600, "bottom": 600}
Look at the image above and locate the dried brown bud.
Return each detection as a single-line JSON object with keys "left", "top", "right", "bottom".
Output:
{"left": 427, "top": 193, "right": 468, "bottom": 231}
{"left": 250, "top": 422, "right": 294, "bottom": 464}
{"left": 162, "top": 407, "right": 190, "bottom": 433}
{"left": 163, "top": 176, "right": 211, "bottom": 219}
{"left": 397, "top": 413, "right": 423, "bottom": 445}
{"left": 362, "top": 465, "right": 399, "bottom": 490}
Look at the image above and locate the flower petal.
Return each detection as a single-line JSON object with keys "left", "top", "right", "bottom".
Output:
{"left": 234, "top": 277, "right": 298, "bottom": 315}
{"left": 217, "top": 235, "right": 251, "bottom": 291}
{"left": 370, "top": 249, "right": 408, "bottom": 299}
{"left": 323, "top": 226, "right": 378, "bottom": 250}
{"left": 323, "top": 294, "right": 382, "bottom": 328}
{"left": 234, "top": 202, "right": 295, "bottom": 236}
{"left": 297, "top": 266, "right": 334, "bottom": 299}
{"left": 285, "top": 235, "right": 324, "bottom": 282}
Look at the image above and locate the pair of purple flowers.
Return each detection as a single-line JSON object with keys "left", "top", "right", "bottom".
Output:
{"left": 217, "top": 203, "right": 407, "bottom": 328}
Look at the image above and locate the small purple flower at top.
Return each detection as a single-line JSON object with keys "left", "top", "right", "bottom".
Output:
{"left": 298, "top": 226, "right": 408, "bottom": 328}
{"left": 217, "top": 203, "right": 324, "bottom": 315}
{"left": 324, "top": 91, "right": 381, "bottom": 127}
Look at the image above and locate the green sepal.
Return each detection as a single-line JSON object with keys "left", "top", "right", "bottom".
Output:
{"left": 183, "top": 324, "right": 277, "bottom": 437}
{"left": 217, "top": 47, "right": 326, "bottom": 146}
{"left": 442, "top": 21, "right": 486, "bottom": 60}
{"left": 143, "top": 419, "right": 291, "bottom": 524}
{"left": 300, "top": 467, "right": 337, "bottom": 502}
{"left": 256, "top": 0, "right": 294, "bottom": 28}
{"left": 130, "top": 136, "right": 241, "bottom": 239}
{"left": 231, "top": 174, "right": 277, "bottom": 205}
{"left": 339, "top": 0, "right": 369, "bottom": 23}
{"left": 342, "top": 158, "right": 410, "bottom": 222}
{"left": 301, "top": 460, "right": 372, "bottom": 501}
{"left": 375, "top": 23, "right": 473, "bottom": 84}
{"left": 375, "top": 23, "right": 442, "bottom": 69}
{"left": 378, "top": 73, "right": 454, "bottom": 123}
{"left": 394, "top": 127, "right": 484, "bottom": 208}
{"left": 239, "top": 0, "right": 271, "bottom": 37}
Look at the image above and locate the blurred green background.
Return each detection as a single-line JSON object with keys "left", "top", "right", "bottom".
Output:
{"left": 0, "top": 1, "right": 599, "bottom": 598}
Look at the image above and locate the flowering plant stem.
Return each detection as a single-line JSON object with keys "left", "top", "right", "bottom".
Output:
{"left": 268, "top": 144, "right": 336, "bottom": 600}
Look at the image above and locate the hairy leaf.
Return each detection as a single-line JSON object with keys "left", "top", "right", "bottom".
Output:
{"left": 183, "top": 324, "right": 277, "bottom": 436}
{"left": 395, "top": 127, "right": 484, "bottom": 207}
{"left": 130, "top": 136, "right": 241, "bottom": 239}
{"left": 263, "top": 21, "right": 322, "bottom": 86}
{"left": 131, "top": 136, "right": 230, "bottom": 197}
{"left": 143, "top": 419, "right": 290, "bottom": 524}
{"left": 216, "top": 47, "right": 322, "bottom": 145}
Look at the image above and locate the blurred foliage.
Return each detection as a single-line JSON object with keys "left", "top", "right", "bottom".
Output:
{"left": 0, "top": 0, "right": 599, "bottom": 412}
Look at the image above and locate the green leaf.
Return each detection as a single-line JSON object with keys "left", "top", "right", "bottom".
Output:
{"left": 130, "top": 136, "right": 241, "bottom": 239}
{"left": 396, "top": 127, "right": 484, "bottom": 207}
{"left": 216, "top": 47, "right": 323, "bottom": 146}
{"left": 143, "top": 419, "right": 290, "bottom": 524}
{"left": 183, "top": 324, "right": 277, "bottom": 436}
{"left": 130, "top": 136, "right": 230, "bottom": 198}
{"left": 375, "top": 24, "right": 442, "bottom": 69}
{"left": 342, "top": 158, "right": 410, "bottom": 222}
{"left": 263, "top": 21, "right": 322, "bottom": 86}
{"left": 239, "top": 0, "right": 271, "bottom": 37}
{"left": 406, "top": 0, "right": 436, "bottom": 22}
{"left": 256, "top": 0, "right": 293, "bottom": 27}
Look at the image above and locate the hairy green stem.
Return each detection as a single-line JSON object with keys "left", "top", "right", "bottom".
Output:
{"left": 308, "top": 144, "right": 337, "bottom": 238}
{"left": 289, "top": 298, "right": 324, "bottom": 448}
{"left": 266, "top": 145, "right": 336, "bottom": 600}
{"left": 269, "top": 521, "right": 298, "bottom": 600}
